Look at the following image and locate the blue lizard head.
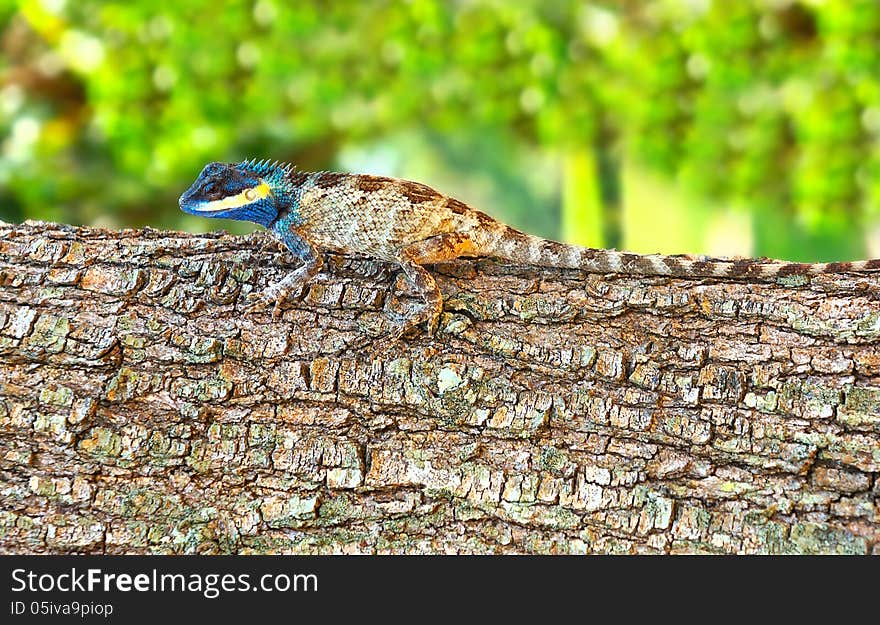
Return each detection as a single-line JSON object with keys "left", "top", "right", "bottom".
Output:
{"left": 179, "top": 161, "right": 280, "bottom": 228}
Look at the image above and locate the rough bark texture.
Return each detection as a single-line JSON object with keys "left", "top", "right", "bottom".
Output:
{"left": 0, "top": 219, "right": 878, "bottom": 554}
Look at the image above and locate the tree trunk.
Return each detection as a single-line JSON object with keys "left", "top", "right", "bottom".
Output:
{"left": 1, "top": 220, "right": 878, "bottom": 554}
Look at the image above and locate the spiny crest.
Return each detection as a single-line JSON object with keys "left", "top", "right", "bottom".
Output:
{"left": 240, "top": 158, "right": 294, "bottom": 179}
{"left": 240, "top": 158, "right": 297, "bottom": 193}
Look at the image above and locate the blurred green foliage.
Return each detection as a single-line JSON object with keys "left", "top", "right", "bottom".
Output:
{"left": 2, "top": 0, "right": 880, "bottom": 261}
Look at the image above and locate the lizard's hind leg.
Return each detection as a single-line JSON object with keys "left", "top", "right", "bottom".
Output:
{"left": 390, "top": 233, "right": 477, "bottom": 340}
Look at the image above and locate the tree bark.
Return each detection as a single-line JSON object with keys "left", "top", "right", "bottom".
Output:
{"left": 0, "top": 220, "right": 878, "bottom": 554}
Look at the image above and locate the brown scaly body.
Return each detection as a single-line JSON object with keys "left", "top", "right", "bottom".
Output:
{"left": 293, "top": 172, "right": 880, "bottom": 278}
{"left": 179, "top": 163, "right": 880, "bottom": 341}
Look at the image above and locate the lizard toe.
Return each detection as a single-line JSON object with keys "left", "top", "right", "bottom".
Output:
{"left": 243, "top": 292, "right": 273, "bottom": 315}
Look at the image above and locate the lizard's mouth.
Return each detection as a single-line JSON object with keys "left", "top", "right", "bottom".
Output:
{"left": 178, "top": 185, "right": 207, "bottom": 214}
{"left": 178, "top": 184, "right": 197, "bottom": 211}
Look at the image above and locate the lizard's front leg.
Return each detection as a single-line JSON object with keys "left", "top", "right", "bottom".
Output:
{"left": 389, "top": 232, "right": 477, "bottom": 340}
{"left": 244, "top": 228, "right": 322, "bottom": 319}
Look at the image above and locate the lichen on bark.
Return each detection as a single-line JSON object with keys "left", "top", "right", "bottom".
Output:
{"left": 0, "top": 220, "right": 878, "bottom": 554}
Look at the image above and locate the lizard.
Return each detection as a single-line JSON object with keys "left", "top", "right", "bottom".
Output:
{"left": 179, "top": 159, "right": 880, "bottom": 339}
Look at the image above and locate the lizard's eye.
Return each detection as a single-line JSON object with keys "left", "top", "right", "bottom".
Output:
{"left": 202, "top": 182, "right": 217, "bottom": 195}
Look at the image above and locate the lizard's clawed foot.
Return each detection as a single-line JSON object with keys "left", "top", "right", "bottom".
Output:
{"left": 387, "top": 308, "right": 440, "bottom": 343}
{"left": 384, "top": 322, "right": 410, "bottom": 344}
{"left": 242, "top": 267, "right": 314, "bottom": 319}
{"left": 343, "top": 308, "right": 442, "bottom": 356}
{"left": 243, "top": 289, "right": 288, "bottom": 319}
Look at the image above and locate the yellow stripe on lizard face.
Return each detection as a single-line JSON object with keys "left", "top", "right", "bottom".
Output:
{"left": 195, "top": 181, "right": 271, "bottom": 212}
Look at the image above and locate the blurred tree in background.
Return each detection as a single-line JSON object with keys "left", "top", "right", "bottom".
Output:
{"left": 2, "top": 0, "right": 880, "bottom": 262}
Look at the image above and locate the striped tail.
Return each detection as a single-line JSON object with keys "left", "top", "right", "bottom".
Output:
{"left": 471, "top": 223, "right": 880, "bottom": 279}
